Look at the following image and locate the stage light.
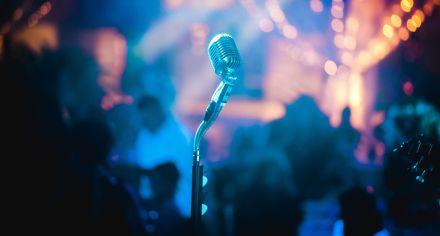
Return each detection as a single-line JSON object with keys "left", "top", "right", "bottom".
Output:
{"left": 383, "top": 24, "right": 394, "bottom": 38}
{"left": 390, "top": 14, "right": 402, "bottom": 27}
{"left": 398, "top": 27, "right": 409, "bottom": 40}
{"left": 324, "top": 60, "right": 338, "bottom": 75}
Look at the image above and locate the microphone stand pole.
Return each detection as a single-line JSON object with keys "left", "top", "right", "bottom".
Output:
{"left": 191, "top": 82, "right": 232, "bottom": 236}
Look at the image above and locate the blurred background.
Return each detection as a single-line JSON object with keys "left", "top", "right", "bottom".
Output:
{"left": 1, "top": 0, "right": 439, "bottom": 235}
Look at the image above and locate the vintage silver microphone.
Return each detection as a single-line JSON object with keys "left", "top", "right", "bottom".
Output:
{"left": 191, "top": 33, "right": 241, "bottom": 236}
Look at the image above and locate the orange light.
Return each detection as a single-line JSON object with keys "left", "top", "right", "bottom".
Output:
{"left": 331, "top": 19, "right": 344, "bottom": 32}
{"left": 259, "top": 19, "right": 274, "bottom": 32}
{"left": 412, "top": 15, "right": 422, "bottom": 27}
{"left": 423, "top": 4, "right": 433, "bottom": 15}
{"left": 382, "top": 24, "right": 394, "bottom": 38}
{"left": 324, "top": 60, "right": 338, "bottom": 75}
{"left": 310, "top": 0, "right": 323, "bottom": 13}
{"left": 406, "top": 19, "right": 417, "bottom": 32}
{"left": 398, "top": 27, "right": 409, "bottom": 41}
{"left": 390, "top": 14, "right": 402, "bottom": 27}
{"left": 282, "top": 25, "right": 297, "bottom": 39}
{"left": 414, "top": 10, "right": 425, "bottom": 22}
{"left": 401, "top": 0, "right": 414, "bottom": 13}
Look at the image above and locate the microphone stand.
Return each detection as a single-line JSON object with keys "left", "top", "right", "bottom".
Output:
{"left": 191, "top": 82, "right": 232, "bottom": 236}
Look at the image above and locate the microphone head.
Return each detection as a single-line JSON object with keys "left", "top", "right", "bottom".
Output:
{"left": 208, "top": 33, "right": 241, "bottom": 85}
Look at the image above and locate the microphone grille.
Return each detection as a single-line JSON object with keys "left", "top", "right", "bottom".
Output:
{"left": 208, "top": 33, "right": 241, "bottom": 83}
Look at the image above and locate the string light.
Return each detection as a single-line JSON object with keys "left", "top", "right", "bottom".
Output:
{"left": 398, "top": 27, "right": 410, "bottom": 40}
{"left": 324, "top": 60, "right": 338, "bottom": 75}
{"left": 406, "top": 18, "right": 417, "bottom": 32}
{"left": 382, "top": 24, "right": 394, "bottom": 38}
{"left": 310, "top": 0, "right": 323, "bottom": 13}
{"left": 331, "top": 19, "right": 344, "bottom": 33}
{"left": 390, "top": 14, "right": 402, "bottom": 27}
{"left": 401, "top": 0, "right": 414, "bottom": 12}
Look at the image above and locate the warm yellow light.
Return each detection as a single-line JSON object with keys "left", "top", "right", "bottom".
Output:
{"left": 331, "top": 19, "right": 344, "bottom": 32}
{"left": 401, "top": 0, "right": 414, "bottom": 12}
{"left": 412, "top": 15, "right": 422, "bottom": 27}
{"left": 357, "top": 51, "right": 371, "bottom": 66}
{"left": 398, "top": 27, "right": 409, "bottom": 41}
{"left": 390, "top": 14, "right": 402, "bottom": 27}
{"left": 406, "top": 19, "right": 417, "bottom": 32}
{"left": 324, "top": 60, "right": 338, "bottom": 75}
{"left": 383, "top": 24, "right": 394, "bottom": 38}
{"left": 373, "top": 42, "right": 389, "bottom": 59}
{"left": 349, "top": 73, "right": 362, "bottom": 108}
{"left": 282, "top": 25, "right": 297, "bottom": 39}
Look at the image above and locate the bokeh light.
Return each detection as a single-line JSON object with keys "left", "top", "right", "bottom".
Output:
{"left": 331, "top": 19, "right": 344, "bottom": 32}
{"left": 310, "top": 0, "right": 324, "bottom": 13}
{"left": 403, "top": 81, "right": 414, "bottom": 95}
{"left": 406, "top": 18, "right": 417, "bottom": 32}
{"left": 382, "top": 24, "right": 394, "bottom": 38}
{"left": 398, "top": 27, "right": 410, "bottom": 40}
{"left": 401, "top": 0, "right": 414, "bottom": 13}
{"left": 259, "top": 19, "right": 274, "bottom": 32}
{"left": 390, "top": 14, "right": 402, "bottom": 27}
{"left": 324, "top": 60, "right": 338, "bottom": 75}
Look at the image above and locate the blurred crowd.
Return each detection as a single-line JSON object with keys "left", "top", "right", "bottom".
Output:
{"left": 2, "top": 1, "right": 440, "bottom": 236}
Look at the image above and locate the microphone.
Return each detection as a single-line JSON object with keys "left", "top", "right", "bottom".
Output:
{"left": 194, "top": 33, "right": 241, "bottom": 152}
{"left": 191, "top": 33, "right": 241, "bottom": 234}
